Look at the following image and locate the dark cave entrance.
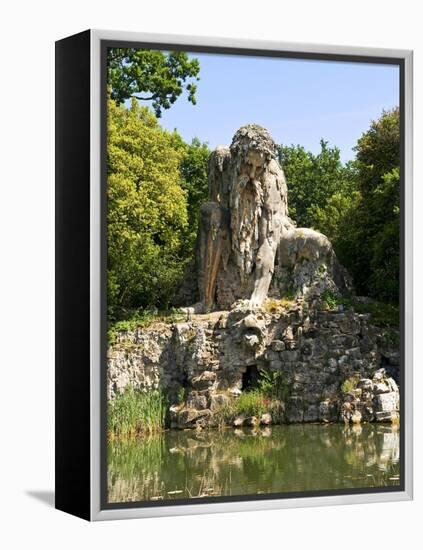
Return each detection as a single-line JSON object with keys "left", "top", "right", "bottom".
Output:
{"left": 380, "top": 354, "right": 400, "bottom": 384}
{"left": 242, "top": 365, "right": 260, "bottom": 391}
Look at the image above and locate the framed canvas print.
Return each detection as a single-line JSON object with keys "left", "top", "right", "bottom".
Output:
{"left": 55, "top": 29, "right": 413, "bottom": 521}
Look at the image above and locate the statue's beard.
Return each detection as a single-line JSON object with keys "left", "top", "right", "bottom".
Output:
{"left": 230, "top": 172, "right": 264, "bottom": 278}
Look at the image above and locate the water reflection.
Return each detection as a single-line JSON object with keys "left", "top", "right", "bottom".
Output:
{"left": 108, "top": 424, "right": 400, "bottom": 503}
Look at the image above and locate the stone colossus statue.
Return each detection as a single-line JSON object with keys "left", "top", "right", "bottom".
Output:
{"left": 196, "top": 124, "right": 350, "bottom": 311}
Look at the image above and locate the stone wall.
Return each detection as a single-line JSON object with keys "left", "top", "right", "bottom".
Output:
{"left": 108, "top": 303, "right": 399, "bottom": 428}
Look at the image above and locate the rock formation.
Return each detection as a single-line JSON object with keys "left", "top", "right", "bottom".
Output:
{"left": 108, "top": 307, "right": 400, "bottom": 429}
{"left": 108, "top": 124, "right": 399, "bottom": 430}
{"left": 196, "top": 124, "right": 350, "bottom": 311}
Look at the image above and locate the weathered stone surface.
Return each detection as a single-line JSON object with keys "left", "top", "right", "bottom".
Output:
{"left": 186, "top": 392, "right": 208, "bottom": 410}
{"left": 303, "top": 404, "right": 319, "bottom": 422}
{"left": 246, "top": 416, "right": 260, "bottom": 427}
{"left": 375, "top": 411, "right": 399, "bottom": 422}
{"left": 210, "top": 393, "right": 231, "bottom": 412}
{"left": 191, "top": 371, "right": 216, "bottom": 390}
{"left": 357, "top": 378, "right": 373, "bottom": 391}
{"left": 319, "top": 400, "right": 338, "bottom": 422}
{"left": 373, "top": 368, "right": 386, "bottom": 382}
{"left": 233, "top": 415, "right": 245, "bottom": 427}
{"left": 172, "top": 408, "right": 212, "bottom": 429}
{"left": 108, "top": 295, "right": 399, "bottom": 428}
{"left": 271, "top": 340, "right": 285, "bottom": 352}
{"left": 275, "top": 228, "right": 351, "bottom": 299}
{"left": 286, "top": 397, "right": 304, "bottom": 423}
{"left": 339, "top": 368, "right": 399, "bottom": 425}
{"left": 351, "top": 410, "right": 362, "bottom": 424}
{"left": 388, "top": 378, "right": 399, "bottom": 392}
{"left": 373, "top": 382, "right": 391, "bottom": 394}
{"left": 270, "top": 360, "right": 283, "bottom": 370}
{"left": 194, "top": 124, "right": 351, "bottom": 311}
{"left": 260, "top": 413, "right": 272, "bottom": 425}
{"left": 280, "top": 350, "right": 299, "bottom": 362}
{"left": 107, "top": 324, "right": 176, "bottom": 400}
{"left": 375, "top": 392, "right": 399, "bottom": 412}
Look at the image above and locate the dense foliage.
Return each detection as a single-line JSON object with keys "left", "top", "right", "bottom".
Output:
{"left": 107, "top": 98, "right": 189, "bottom": 318}
{"left": 107, "top": 48, "right": 200, "bottom": 116}
{"left": 313, "top": 109, "right": 400, "bottom": 303}
{"left": 350, "top": 108, "right": 400, "bottom": 302}
{"left": 107, "top": 98, "right": 209, "bottom": 319}
{"left": 179, "top": 137, "right": 210, "bottom": 251}
{"left": 279, "top": 140, "right": 357, "bottom": 229}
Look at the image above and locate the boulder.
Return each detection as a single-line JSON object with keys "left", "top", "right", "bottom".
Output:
{"left": 271, "top": 340, "right": 286, "bottom": 352}
{"left": 191, "top": 371, "right": 216, "bottom": 390}
{"left": 186, "top": 392, "right": 208, "bottom": 410}
{"left": 374, "top": 392, "right": 399, "bottom": 413}
{"left": 210, "top": 393, "right": 230, "bottom": 412}
{"left": 375, "top": 411, "right": 399, "bottom": 422}
{"left": 233, "top": 415, "right": 245, "bottom": 427}
{"left": 246, "top": 416, "right": 260, "bottom": 427}
{"left": 387, "top": 377, "right": 399, "bottom": 392}
{"left": 260, "top": 413, "right": 272, "bottom": 425}
{"left": 373, "top": 382, "right": 391, "bottom": 394}
{"left": 373, "top": 368, "right": 386, "bottom": 382}
{"left": 351, "top": 410, "right": 362, "bottom": 424}
{"left": 173, "top": 408, "right": 212, "bottom": 429}
{"left": 357, "top": 378, "right": 373, "bottom": 391}
{"left": 340, "top": 402, "right": 353, "bottom": 423}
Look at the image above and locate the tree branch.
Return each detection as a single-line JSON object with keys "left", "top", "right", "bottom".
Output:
{"left": 133, "top": 95, "right": 156, "bottom": 101}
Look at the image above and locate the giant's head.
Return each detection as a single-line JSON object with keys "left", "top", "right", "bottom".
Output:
{"left": 230, "top": 124, "right": 278, "bottom": 179}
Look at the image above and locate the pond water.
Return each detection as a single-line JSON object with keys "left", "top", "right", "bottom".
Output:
{"left": 107, "top": 423, "right": 400, "bottom": 503}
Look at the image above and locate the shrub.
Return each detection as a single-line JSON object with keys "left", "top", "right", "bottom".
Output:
{"left": 321, "top": 289, "right": 339, "bottom": 311}
{"left": 263, "top": 297, "right": 296, "bottom": 314}
{"left": 352, "top": 301, "right": 399, "bottom": 326}
{"left": 341, "top": 376, "right": 360, "bottom": 394}
{"left": 258, "top": 370, "right": 288, "bottom": 400}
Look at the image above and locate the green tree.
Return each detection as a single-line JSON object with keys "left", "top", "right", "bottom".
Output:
{"left": 355, "top": 107, "right": 400, "bottom": 197}
{"left": 314, "top": 109, "right": 400, "bottom": 303}
{"left": 279, "top": 140, "right": 355, "bottom": 228}
{"left": 313, "top": 191, "right": 360, "bottom": 244}
{"left": 180, "top": 138, "right": 210, "bottom": 250}
{"left": 366, "top": 167, "right": 400, "bottom": 301}
{"left": 107, "top": 48, "right": 200, "bottom": 116}
{"left": 344, "top": 109, "right": 400, "bottom": 302}
{"left": 107, "top": 98, "right": 189, "bottom": 317}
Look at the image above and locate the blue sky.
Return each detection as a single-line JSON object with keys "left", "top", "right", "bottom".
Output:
{"left": 157, "top": 52, "right": 399, "bottom": 163}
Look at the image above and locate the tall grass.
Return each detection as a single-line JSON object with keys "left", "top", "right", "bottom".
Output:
{"left": 214, "top": 392, "right": 285, "bottom": 426}
{"left": 257, "top": 370, "right": 288, "bottom": 400}
{"left": 214, "top": 370, "right": 287, "bottom": 426}
{"left": 108, "top": 387, "right": 168, "bottom": 438}
{"left": 233, "top": 390, "right": 268, "bottom": 418}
